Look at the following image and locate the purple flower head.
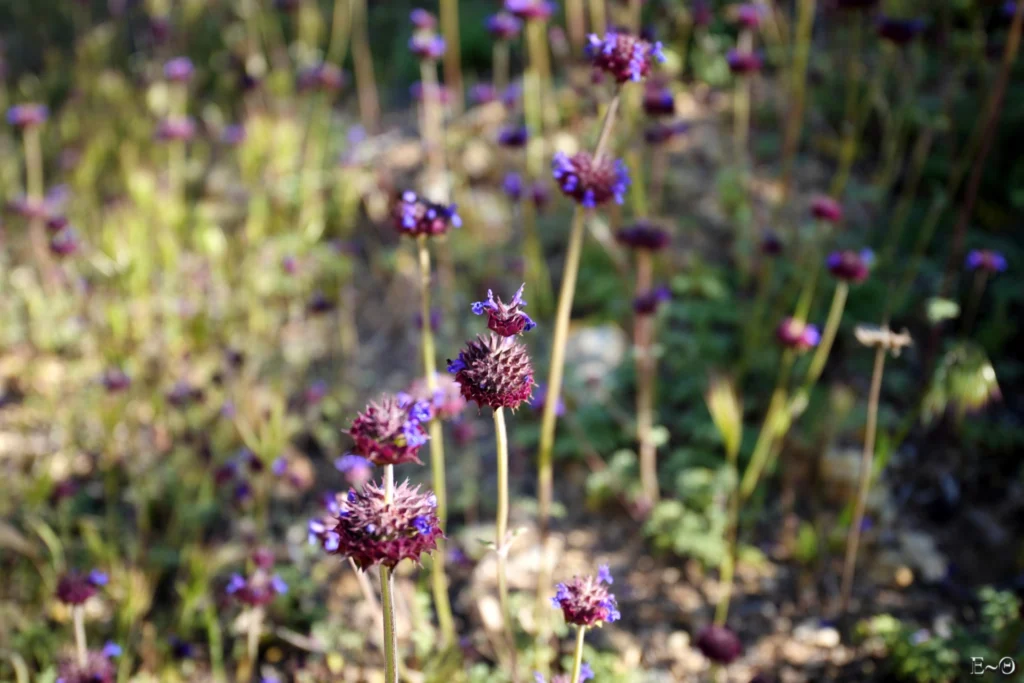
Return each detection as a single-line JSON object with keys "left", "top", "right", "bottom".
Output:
{"left": 316, "top": 480, "right": 442, "bottom": 569}
{"left": 644, "top": 121, "right": 690, "bottom": 145}
{"left": 56, "top": 569, "right": 108, "bottom": 605}
{"left": 448, "top": 334, "right": 535, "bottom": 411}
{"left": 393, "top": 191, "right": 462, "bottom": 237}
{"left": 498, "top": 125, "right": 529, "bottom": 148}
{"left": 271, "top": 457, "right": 288, "bottom": 476}
{"left": 551, "top": 567, "right": 621, "bottom": 627}
{"left": 503, "top": 83, "right": 522, "bottom": 108}
{"left": 776, "top": 318, "right": 821, "bottom": 352}
{"left": 305, "top": 379, "right": 328, "bottom": 405}
{"left": 225, "top": 570, "right": 288, "bottom": 606}
{"left": 692, "top": 1, "right": 713, "bottom": 27}
{"left": 169, "top": 637, "right": 195, "bottom": 660}
{"left": 470, "top": 83, "right": 499, "bottom": 105}
{"left": 252, "top": 547, "right": 275, "bottom": 569}
{"left": 696, "top": 625, "right": 742, "bottom": 664}
{"left": 810, "top": 195, "right": 843, "bottom": 223}
{"left": 101, "top": 367, "right": 131, "bottom": 394}
{"left": 761, "top": 230, "right": 783, "bottom": 256}
{"left": 504, "top": 0, "right": 555, "bottom": 21}
{"left": 405, "top": 373, "right": 468, "bottom": 422}
{"left": 222, "top": 124, "right": 246, "bottom": 146}
{"left": 633, "top": 286, "right": 671, "bottom": 315}
{"left": 876, "top": 16, "right": 927, "bottom": 45}
{"left": 297, "top": 63, "right": 345, "bottom": 92}
{"left": 530, "top": 384, "right": 565, "bottom": 416}
{"left": 586, "top": 32, "right": 665, "bottom": 83}
{"left": 155, "top": 116, "right": 196, "bottom": 142}
{"left": 346, "top": 394, "right": 431, "bottom": 466}
{"left": 966, "top": 249, "right": 1007, "bottom": 274}
{"left": 504, "top": 172, "right": 524, "bottom": 201}
{"left": 409, "top": 34, "right": 447, "bottom": 61}
{"left": 487, "top": 12, "right": 523, "bottom": 40}
{"left": 56, "top": 649, "right": 117, "bottom": 683}
{"left": 552, "top": 151, "right": 630, "bottom": 208}
{"left": 733, "top": 3, "right": 766, "bottom": 29}
{"left": 335, "top": 453, "right": 373, "bottom": 487}
{"left": 726, "top": 49, "right": 763, "bottom": 75}
{"left": 531, "top": 181, "right": 551, "bottom": 209}
{"left": 471, "top": 284, "right": 537, "bottom": 336}
{"left": 6, "top": 103, "right": 49, "bottom": 128}
{"left": 50, "top": 227, "right": 80, "bottom": 257}
{"left": 617, "top": 220, "right": 670, "bottom": 251}
{"left": 410, "top": 8, "right": 436, "bottom": 30}
{"left": 163, "top": 56, "right": 194, "bottom": 83}
{"left": 826, "top": 249, "right": 873, "bottom": 283}
{"left": 643, "top": 85, "right": 675, "bottom": 117}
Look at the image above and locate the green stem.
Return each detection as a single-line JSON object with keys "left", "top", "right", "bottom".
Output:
{"left": 805, "top": 282, "right": 848, "bottom": 387}
{"left": 635, "top": 251, "right": 658, "bottom": 505}
{"left": 420, "top": 59, "right": 448, "bottom": 201}
{"left": 350, "top": 0, "right": 380, "bottom": 134}
{"left": 588, "top": 0, "right": 606, "bottom": 35}
{"left": 325, "top": 0, "right": 352, "bottom": 65}
{"left": 739, "top": 350, "right": 794, "bottom": 501}
{"left": 566, "top": 0, "right": 585, "bottom": 55}
{"left": 23, "top": 126, "right": 53, "bottom": 287}
{"left": 494, "top": 40, "right": 510, "bottom": 94}
{"left": 570, "top": 626, "right": 587, "bottom": 683}
{"left": 714, "top": 437, "right": 741, "bottom": 626}
{"left": 493, "top": 407, "right": 518, "bottom": 678}
{"left": 74, "top": 605, "right": 88, "bottom": 667}
{"left": 777, "top": 0, "right": 816, "bottom": 207}
{"left": 962, "top": 270, "right": 988, "bottom": 336}
{"left": 247, "top": 606, "right": 263, "bottom": 671}
{"left": 380, "top": 565, "right": 398, "bottom": 683}
{"left": 440, "top": 0, "right": 463, "bottom": 114}
{"left": 838, "top": 343, "right": 886, "bottom": 617}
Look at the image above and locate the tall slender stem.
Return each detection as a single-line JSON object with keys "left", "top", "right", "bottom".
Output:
{"left": 494, "top": 40, "right": 510, "bottom": 94}
{"left": 73, "top": 605, "right": 87, "bottom": 667}
{"left": 23, "top": 127, "right": 53, "bottom": 287}
{"left": 440, "top": 0, "right": 463, "bottom": 114}
{"left": 570, "top": 626, "right": 587, "bottom": 683}
{"left": 380, "top": 564, "right": 398, "bottom": 683}
{"left": 733, "top": 29, "right": 752, "bottom": 167}
{"left": 739, "top": 350, "right": 794, "bottom": 501}
{"left": 593, "top": 94, "right": 621, "bottom": 161}
{"left": 962, "top": 270, "right": 988, "bottom": 337}
{"left": 777, "top": 0, "right": 816, "bottom": 208}
{"left": 588, "top": 0, "right": 606, "bottom": 36}
{"left": 566, "top": 0, "right": 586, "bottom": 55}
{"left": 805, "top": 282, "right": 848, "bottom": 387}
{"left": 493, "top": 407, "right": 517, "bottom": 679}
{"left": 714, "top": 468, "right": 741, "bottom": 626}
{"left": 635, "top": 251, "right": 658, "bottom": 505}
{"left": 420, "top": 60, "right": 448, "bottom": 201}
{"left": 838, "top": 343, "right": 886, "bottom": 617}
{"left": 246, "top": 605, "right": 263, "bottom": 676}
{"left": 350, "top": 0, "right": 380, "bottom": 134}
{"left": 416, "top": 236, "right": 456, "bottom": 645}
{"left": 326, "top": 0, "right": 352, "bottom": 65}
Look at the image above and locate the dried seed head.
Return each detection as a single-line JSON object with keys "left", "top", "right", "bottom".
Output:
{"left": 777, "top": 318, "right": 821, "bottom": 351}
{"left": 966, "top": 249, "right": 1007, "bottom": 274}
{"left": 346, "top": 395, "right": 431, "bottom": 466}
{"left": 552, "top": 151, "right": 630, "bottom": 208}
{"left": 316, "top": 480, "right": 442, "bottom": 570}
{"left": 551, "top": 565, "right": 620, "bottom": 627}
{"left": 586, "top": 32, "right": 665, "bottom": 83}
{"left": 448, "top": 334, "right": 535, "bottom": 410}
{"left": 854, "top": 325, "right": 913, "bottom": 356}
{"left": 696, "top": 625, "right": 742, "bottom": 664}
{"left": 616, "top": 220, "right": 670, "bottom": 251}
{"left": 225, "top": 570, "right": 288, "bottom": 606}
{"left": 471, "top": 284, "right": 537, "bottom": 337}
{"left": 394, "top": 191, "right": 462, "bottom": 237}
{"left": 56, "top": 570, "right": 108, "bottom": 606}
{"left": 826, "top": 249, "right": 873, "bottom": 283}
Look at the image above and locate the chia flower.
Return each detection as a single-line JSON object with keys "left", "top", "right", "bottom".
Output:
{"left": 634, "top": 286, "right": 671, "bottom": 315}
{"left": 643, "top": 85, "right": 675, "bottom": 117}
{"left": 393, "top": 191, "right": 462, "bottom": 237}
{"left": 826, "top": 249, "right": 873, "bottom": 283}
{"left": 726, "top": 49, "right": 763, "bottom": 74}
{"left": 551, "top": 565, "right": 621, "bottom": 627}
{"left": 504, "top": 0, "right": 555, "bottom": 21}
{"left": 531, "top": 181, "right": 551, "bottom": 209}
{"left": 225, "top": 571, "right": 288, "bottom": 606}
{"left": 411, "top": 81, "right": 453, "bottom": 104}
{"left": 966, "top": 249, "right": 1007, "bottom": 274}
{"left": 50, "top": 227, "right": 80, "bottom": 257}
{"left": 169, "top": 636, "right": 196, "bottom": 660}
{"left": 410, "top": 8, "right": 436, "bottom": 30}
{"left": 692, "top": 1, "right": 713, "bottom": 27}
{"left": 761, "top": 230, "right": 783, "bottom": 256}
{"left": 810, "top": 195, "right": 843, "bottom": 223}
{"left": 7, "top": 196, "right": 50, "bottom": 221}
{"left": 498, "top": 125, "right": 529, "bottom": 148}
{"left": 470, "top": 83, "right": 498, "bottom": 105}
{"left": 405, "top": 373, "right": 468, "bottom": 421}
{"left": 530, "top": 384, "right": 565, "bottom": 417}
{"left": 297, "top": 63, "right": 344, "bottom": 92}
{"left": 155, "top": 116, "right": 196, "bottom": 142}
{"left": 471, "top": 284, "right": 537, "bottom": 336}
{"left": 346, "top": 395, "right": 431, "bottom": 466}
{"left": 222, "top": 124, "right": 246, "bottom": 146}
{"left": 305, "top": 380, "right": 328, "bottom": 405}
{"left": 167, "top": 380, "right": 204, "bottom": 407}
{"left": 552, "top": 151, "right": 631, "bottom": 208}
{"left": 47, "top": 215, "right": 69, "bottom": 233}
{"left": 586, "top": 32, "right": 665, "bottom": 83}
{"left": 732, "top": 3, "right": 765, "bottom": 29}
{"left": 6, "top": 103, "right": 48, "bottom": 128}
{"left": 55, "top": 646, "right": 119, "bottom": 683}
{"left": 695, "top": 625, "right": 742, "bottom": 664}
{"left": 335, "top": 453, "right": 373, "bottom": 487}
{"left": 777, "top": 318, "right": 821, "bottom": 351}
{"left": 307, "top": 291, "right": 335, "bottom": 314}
{"left": 51, "top": 479, "right": 79, "bottom": 503}
{"left": 876, "top": 16, "right": 927, "bottom": 45}
{"left": 503, "top": 83, "right": 522, "bottom": 108}
{"left": 252, "top": 548, "right": 275, "bottom": 569}
{"left": 415, "top": 307, "right": 442, "bottom": 331}
{"left": 617, "top": 221, "right": 670, "bottom": 251}
{"left": 644, "top": 121, "right": 690, "bottom": 145}
{"left": 534, "top": 662, "right": 595, "bottom": 683}
{"left": 503, "top": 172, "right": 524, "bottom": 201}
{"left": 409, "top": 34, "right": 447, "bottom": 61}
{"left": 487, "top": 12, "right": 523, "bottom": 40}
{"left": 271, "top": 457, "right": 288, "bottom": 476}
{"left": 56, "top": 570, "right": 109, "bottom": 605}
{"left": 316, "top": 480, "right": 442, "bottom": 570}
{"left": 163, "top": 56, "right": 194, "bottom": 82}
{"left": 448, "top": 334, "right": 535, "bottom": 410}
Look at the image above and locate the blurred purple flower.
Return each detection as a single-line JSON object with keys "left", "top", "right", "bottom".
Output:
{"left": 487, "top": 12, "right": 523, "bottom": 40}
{"left": 552, "top": 151, "right": 630, "bottom": 207}
{"left": 586, "top": 32, "right": 665, "bottom": 83}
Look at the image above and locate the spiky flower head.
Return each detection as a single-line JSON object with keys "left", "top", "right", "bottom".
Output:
{"left": 498, "top": 125, "right": 529, "bottom": 148}
{"left": 827, "top": 249, "right": 873, "bottom": 283}
{"left": 163, "top": 56, "right": 194, "bottom": 82}
{"left": 6, "top": 103, "right": 48, "bottom": 128}
{"left": 316, "top": 480, "right": 442, "bottom": 570}
{"left": 777, "top": 318, "right": 821, "bottom": 351}
{"left": 810, "top": 195, "right": 843, "bottom": 223}
{"left": 155, "top": 116, "right": 196, "bottom": 142}
{"left": 634, "top": 286, "right": 671, "bottom": 315}
{"left": 966, "top": 249, "right": 1007, "bottom": 274}
{"left": 56, "top": 644, "right": 120, "bottom": 683}
{"left": 876, "top": 16, "right": 926, "bottom": 45}
{"left": 586, "top": 32, "right": 665, "bottom": 83}
{"left": 448, "top": 334, "right": 535, "bottom": 410}
{"left": 56, "top": 569, "right": 108, "bottom": 605}
{"left": 552, "top": 151, "right": 630, "bottom": 208}
{"left": 504, "top": 0, "right": 555, "bottom": 21}
{"left": 394, "top": 191, "right": 462, "bottom": 237}
{"left": 616, "top": 220, "right": 670, "bottom": 251}
{"left": 225, "top": 570, "right": 288, "bottom": 606}
{"left": 410, "top": 8, "right": 436, "bottom": 30}
{"left": 346, "top": 394, "right": 431, "bottom": 466}
{"left": 335, "top": 453, "right": 373, "bottom": 487}
{"left": 726, "top": 49, "right": 763, "bottom": 74}
{"left": 409, "top": 34, "right": 447, "bottom": 61}
{"left": 487, "top": 12, "right": 523, "bottom": 40}
{"left": 643, "top": 85, "right": 675, "bottom": 117}
{"left": 696, "top": 625, "right": 742, "bottom": 664}
{"left": 551, "top": 565, "right": 621, "bottom": 627}
{"left": 534, "top": 663, "right": 595, "bottom": 683}
{"left": 404, "top": 373, "right": 468, "bottom": 421}
{"left": 471, "top": 284, "right": 537, "bottom": 337}
{"left": 297, "top": 63, "right": 344, "bottom": 92}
